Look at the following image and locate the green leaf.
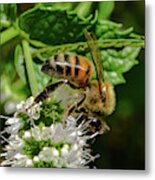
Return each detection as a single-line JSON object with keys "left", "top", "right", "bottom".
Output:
{"left": 104, "top": 71, "right": 126, "bottom": 85}
{"left": 95, "top": 20, "right": 137, "bottom": 40}
{"left": 96, "top": 20, "right": 122, "bottom": 37}
{"left": 75, "top": 2, "right": 93, "bottom": 17}
{"left": 40, "top": 2, "right": 75, "bottom": 11}
{"left": 102, "top": 47, "right": 140, "bottom": 73}
{"left": 14, "top": 44, "right": 27, "bottom": 84}
{"left": 98, "top": 1, "right": 115, "bottom": 20}
{"left": 22, "top": 40, "right": 39, "bottom": 96}
{"left": 33, "top": 62, "right": 51, "bottom": 92}
{"left": 101, "top": 47, "right": 141, "bottom": 85}
{"left": 0, "top": 4, "right": 17, "bottom": 30}
{"left": 18, "top": 5, "right": 96, "bottom": 45}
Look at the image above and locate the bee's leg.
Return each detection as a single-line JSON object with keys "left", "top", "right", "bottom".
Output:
{"left": 34, "top": 79, "right": 68, "bottom": 103}
{"left": 65, "top": 94, "right": 86, "bottom": 116}
{"left": 34, "top": 79, "right": 81, "bottom": 104}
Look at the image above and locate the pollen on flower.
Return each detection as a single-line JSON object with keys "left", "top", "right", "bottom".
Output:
{"left": 0, "top": 96, "right": 100, "bottom": 168}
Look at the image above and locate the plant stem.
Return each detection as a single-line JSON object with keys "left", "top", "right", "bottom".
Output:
{"left": 0, "top": 20, "right": 11, "bottom": 29}
{"left": 22, "top": 40, "right": 38, "bottom": 96}
{"left": 98, "top": 1, "right": 115, "bottom": 20}
{"left": 32, "top": 38, "right": 144, "bottom": 58}
{"left": 75, "top": 2, "right": 93, "bottom": 17}
{"left": 0, "top": 27, "right": 19, "bottom": 45}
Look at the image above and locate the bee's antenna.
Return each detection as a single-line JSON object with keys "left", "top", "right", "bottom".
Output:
{"left": 84, "top": 29, "right": 104, "bottom": 94}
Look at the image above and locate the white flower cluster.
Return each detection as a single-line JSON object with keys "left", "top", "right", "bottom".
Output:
{"left": 0, "top": 97, "right": 99, "bottom": 168}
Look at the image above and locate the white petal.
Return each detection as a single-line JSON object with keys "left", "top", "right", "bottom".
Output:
{"left": 23, "top": 131, "right": 32, "bottom": 139}
{"left": 61, "top": 147, "right": 69, "bottom": 157}
{"left": 26, "top": 159, "right": 33, "bottom": 167}
{"left": 33, "top": 156, "right": 40, "bottom": 163}
{"left": 6, "top": 117, "right": 20, "bottom": 125}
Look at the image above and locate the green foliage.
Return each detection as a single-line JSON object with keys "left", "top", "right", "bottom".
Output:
{"left": 18, "top": 5, "right": 96, "bottom": 45}
{"left": 16, "top": 97, "right": 64, "bottom": 129}
{"left": 96, "top": 20, "right": 142, "bottom": 39}
{"left": 22, "top": 138, "right": 41, "bottom": 158}
{"left": 14, "top": 44, "right": 27, "bottom": 84}
{"left": 0, "top": 2, "right": 144, "bottom": 114}
{"left": 0, "top": 2, "right": 145, "bottom": 170}
{"left": 23, "top": 137, "right": 51, "bottom": 158}
{"left": 33, "top": 161, "right": 54, "bottom": 168}
{"left": 102, "top": 47, "right": 140, "bottom": 85}
{"left": 98, "top": 1, "right": 115, "bottom": 20}
{"left": 0, "top": 4, "right": 17, "bottom": 30}
{"left": 37, "top": 98, "right": 64, "bottom": 126}
{"left": 17, "top": 112, "right": 30, "bottom": 130}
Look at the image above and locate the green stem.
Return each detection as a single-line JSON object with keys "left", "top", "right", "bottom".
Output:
{"left": 75, "top": 2, "right": 93, "bottom": 17}
{"left": 98, "top": 1, "right": 115, "bottom": 20}
{"left": 0, "top": 27, "right": 19, "bottom": 45}
{"left": 32, "top": 38, "right": 144, "bottom": 58}
{"left": 22, "top": 40, "right": 38, "bottom": 96}
{"left": 0, "top": 20, "right": 11, "bottom": 29}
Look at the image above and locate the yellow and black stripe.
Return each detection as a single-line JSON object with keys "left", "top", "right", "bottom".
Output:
{"left": 41, "top": 54, "right": 93, "bottom": 88}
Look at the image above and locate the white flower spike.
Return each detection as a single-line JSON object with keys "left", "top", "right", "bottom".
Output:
{"left": 1, "top": 97, "right": 100, "bottom": 168}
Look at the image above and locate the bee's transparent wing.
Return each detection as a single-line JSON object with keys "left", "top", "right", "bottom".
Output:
{"left": 84, "top": 30, "right": 104, "bottom": 86}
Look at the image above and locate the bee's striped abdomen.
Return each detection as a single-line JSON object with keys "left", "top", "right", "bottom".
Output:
{"left": 54, "top": 54, "right": 64, "bottom": 74}
{"left": 41, "top": 54, "right": 93, "bottom": 88}
{"left": 64, "top": 54, "right": 72, "bottom": 76}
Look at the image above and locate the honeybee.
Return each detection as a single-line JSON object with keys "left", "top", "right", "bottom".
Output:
{"left": 34, "top": 30, "right": 116, "bottom": 134}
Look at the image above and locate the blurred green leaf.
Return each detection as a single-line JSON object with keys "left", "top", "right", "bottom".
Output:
{"left": 98, "top": 1, "right": 115, "bottom": 20}
{"left": 33, "top": 62, "right": 51, "bottom": 92}
{"left": 40, "top": 2, "right": 75, "bottom": 10}
{"left": 101, "top": 47, "right": 140, "bottom": 85}
{"left": 104, "top": 71, "right": 126, "bottom": 85}
{"left": 95, "top": 20, "right": 142, "bottom": 40}
{"left": 14, "top": 44, "right": 27, "bottom": 84}
{"left": 0, "top": 4, "right": 17, "bottom": 30}
{"left": 102, "top": 47, "right": 140, "bottom": 73}
{"left": 75, "top": 2, "right": 93, "bottom": 17}
{"left": 18, "top": 5, "right": 96, "bottom": 45}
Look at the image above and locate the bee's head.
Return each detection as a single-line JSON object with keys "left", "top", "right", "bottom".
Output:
{"left": 88, "top": 118, "right": 110, "bottom": 134}
{"left": 41, "top": 60, "right": 54, "bottom": 76}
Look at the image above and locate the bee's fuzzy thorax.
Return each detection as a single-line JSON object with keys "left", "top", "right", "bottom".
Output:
{"left": 83, "top": 80, "right": 115, "bottom": 117}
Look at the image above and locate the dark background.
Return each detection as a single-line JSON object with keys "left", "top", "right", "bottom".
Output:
{"left": 92, "top": 1, "right": 145, "bottom": 169}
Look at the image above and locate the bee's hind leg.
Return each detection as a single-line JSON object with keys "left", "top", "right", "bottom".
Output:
{"left": 34, "top": 79, "right": 83, "bottom": 104}
{"left": 34, "top": 80, "right": 68, "bottom": 103}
